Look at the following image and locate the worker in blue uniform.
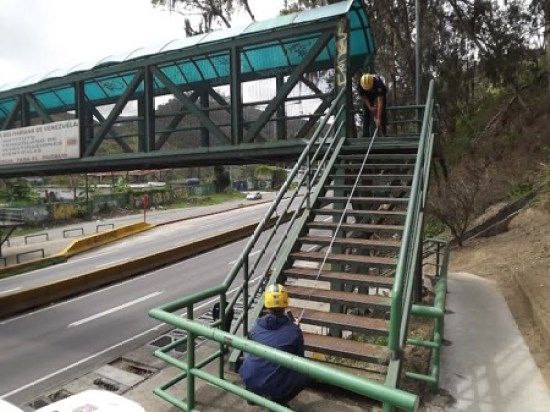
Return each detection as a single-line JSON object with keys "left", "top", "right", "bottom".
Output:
{"left": 239, "top": 284, "right": 309, "bottom": 406}
{"left": 359, "top": 73, "right": 388, "bottom": 136}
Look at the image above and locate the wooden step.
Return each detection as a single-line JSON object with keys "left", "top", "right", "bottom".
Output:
{"left": 307, "top": 221, "right": 404, "bottom": 233}
{"left": 289, "top": 307, "right": 389, "bottom": 335}
{"left": 287, "top": 285, "right": 392, "bottom": 310}
{"left": 328, "top": 185, "right": 411, "bottom": 192}
{"left": 303, "top": 333, "right": 390, "bottom": 364}
{"left": 290, "top": 251, "right": 397, "bottom": 267}
{"left": 298, "top": 235, "right": 401, "bottom": 250}
{"left": 283, "top": 267, "right": 394, "bottom": 288}
{"left": 328, "top": 174, "right": 413, "bottom": 181}
{"left": 338, "top": 154, "right": 417, "bottom": 161}
{"left": 332, "top": 163, "right": 415, "bottom": 169}
{"left": 318, "top": 196, "right": 409, "bottom": 205}
{"left": 313, "top": 208, "right": 407, "bottom": 219}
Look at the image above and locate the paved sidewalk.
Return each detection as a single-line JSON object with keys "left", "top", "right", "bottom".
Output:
{"left": 426, "top": 271, "right": 550, "bottom": 411}
{"left": 0, "top": 193, "right": 275, "bottom": 267}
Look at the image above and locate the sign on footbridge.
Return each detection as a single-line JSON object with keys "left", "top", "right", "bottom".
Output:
{"left": 0, "top": 0, "right": 374, "bottom": 178}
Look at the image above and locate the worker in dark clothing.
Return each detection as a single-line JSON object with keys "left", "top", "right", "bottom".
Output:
{"left": 239, "top": 284, "right": 309, "bottom": 406}
{"left": 358, "top": 73, "right": 388, "bottom": 137}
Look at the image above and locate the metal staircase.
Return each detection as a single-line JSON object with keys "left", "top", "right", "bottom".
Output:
{"left": 149, "top": 79, "right": 448, "bottom": 412}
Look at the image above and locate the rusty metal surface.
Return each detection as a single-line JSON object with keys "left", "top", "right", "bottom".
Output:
{"left": 283, "top": 267, "right": 394, "bottom": 287}
{"left": 287, "top": 285, "right": 391, "bottom": 309}
{"left": 303, "top": 333, "right": 390, "bottom": 364}
{"left": 289, "top": 307, "right": 389, "bottom": 334}
{"left": 290, "top": 251, "right": 397, "bottom": 267}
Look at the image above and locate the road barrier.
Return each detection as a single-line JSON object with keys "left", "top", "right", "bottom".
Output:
{"left": 16, "top": 249, "right": 45, "bottom": 264}
{"left": 96, "top": 223, "right": 115, "bottom": 232}
{"left": 24, "top": 233, "right": 49, "bottom": 244}
{"left": 0, "top": 212, "right": 296, "bottom": 319}
{"left": 63, "top": 227, "right": 84, "bottom": 238}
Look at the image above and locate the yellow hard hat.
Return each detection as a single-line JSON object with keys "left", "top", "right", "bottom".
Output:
{"left": 264, "top": 284, "right": 289, "bottom": 309}
{"left": 360, "top": 73, "right": 375, "bottom": 91}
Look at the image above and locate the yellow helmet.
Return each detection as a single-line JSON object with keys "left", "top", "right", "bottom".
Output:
{"left": 360, "top": 73, "right": 375, "bottom": 91}
{"left": 264, "top": 284, "right": 289, "bottom": 309}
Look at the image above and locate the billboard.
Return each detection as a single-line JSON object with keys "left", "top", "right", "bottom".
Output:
{"left": 0, "top": 120, "right": 80, "bottom": 165}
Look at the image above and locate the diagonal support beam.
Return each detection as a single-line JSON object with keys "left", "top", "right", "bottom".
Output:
{"left": 155, "top": 90, "right": 200, "bottom": 150}
{"left": 300, "top": 75, "right": 323, "bottom": 96}
{"left": 244, "top": 31, "right": 332, "bottom": 143}
{"left": 151, "top": 66, "right": 230, "bottom": 144}
{"left": 294, "top": 96, "right": 333, "bottom": 140}
{"left": 26, "top": 94, "right": 52, "bottom": 123}
{"left": 207, "top": 88, "right": 266, "bottom": 140}
{"left": 84, "top": 71, "right": 143, "bottom": 157}
{"left": 2, "top": 96, "right": 21, "bottom": 130}
{"left": 92, "top": 107, "right": 133, "bottom": 153}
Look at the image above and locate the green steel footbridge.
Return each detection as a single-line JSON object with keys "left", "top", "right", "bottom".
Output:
{"left": 1, "top": 0, "right": 449, "bottom": 410}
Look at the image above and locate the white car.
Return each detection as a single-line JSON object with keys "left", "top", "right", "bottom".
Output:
{"left": 246, "top": 192, "right": 262, "bottom": 200}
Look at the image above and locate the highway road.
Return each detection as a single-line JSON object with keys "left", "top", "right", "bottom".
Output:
{"left": 0, "top": 225, "right": 288, "bottom": 406}
{"left": 0, "top": 199, "right": 292, "bottom": 293}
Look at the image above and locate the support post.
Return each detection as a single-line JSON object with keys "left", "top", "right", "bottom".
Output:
{"left": 75, "top": 81, "right": 86, "bottom": 158}
{"left": 230, "top": 47, "right": 243, "bottom": 145}
{"left": 143, "top": 66, "right": 155, "bottom": 152}
{"left": 200, "top": 89, "right": 210, "bottom": 147}
{"left": 329, "top": 17, "right": 350, "bottom": 337}
{"left": 21, "top": 94, "right": 30, "bottom": 127}
{"left": 275, "top": 75, "right": 287, "bottom": 140}
{"left": 186, "top": 305, "right": 195, "bottom": 410}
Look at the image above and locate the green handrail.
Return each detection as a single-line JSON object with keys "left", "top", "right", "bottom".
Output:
{"left": 388, "top": 79, "right": 436, "bottom": 357}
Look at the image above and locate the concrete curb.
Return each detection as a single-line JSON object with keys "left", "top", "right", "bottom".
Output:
{"left": 0, "top": 212, "right": 295, "bottom": 319}
{"left": 0, "top": 222, "right": 153, "bottom": 279}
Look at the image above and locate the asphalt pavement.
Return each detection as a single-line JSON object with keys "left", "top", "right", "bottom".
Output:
{"left": 0, "top": 226, "right": 286, "bottom": 406}
{"left": 0, "top": 198, "right": 289, "bottom": 293}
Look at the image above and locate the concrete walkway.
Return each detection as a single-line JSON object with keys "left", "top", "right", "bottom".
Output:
{"left": 429, "top": 271, "right": 550, "bottom": 412}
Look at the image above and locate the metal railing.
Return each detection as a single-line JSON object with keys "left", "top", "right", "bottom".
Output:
{"left": 387, "top": 79, "right": 436, "bottom": 359}
{"left": 0, "top": 208, "right": 24, "bottom": 223}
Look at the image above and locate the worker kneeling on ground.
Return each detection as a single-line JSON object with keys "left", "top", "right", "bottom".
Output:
{"left": 239, "top": 284, "right": 310, "bottom": 405}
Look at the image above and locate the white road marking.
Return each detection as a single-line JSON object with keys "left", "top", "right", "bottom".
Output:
{"left": 0, "top": 274, "right": 263, "bottom": 400}
{"left": 68, "top": 291, "right": 163, "bottom": 328}
{"left": 0, "top": 287, "right": 21, "bottom": 295}
{"left": 227, "top": 250, "right": 261, "bottom": 266}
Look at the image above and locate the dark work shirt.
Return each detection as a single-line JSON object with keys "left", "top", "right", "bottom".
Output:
{"left": 359, "top": 75, "right": 387, "bottom": 105}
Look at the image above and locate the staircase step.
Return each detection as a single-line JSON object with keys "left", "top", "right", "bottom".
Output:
{"left": 303, "top": 333, "right": 390, "bottom": 364}
{"left": 287, "top": 285, "right": 392, "bottom": 310}
{"left": 338, "top": 154, "right": 417, "bottom": 161}
{"left": 313, "top": 208, "right": 407, "bottom": 219}
{"left": 318, "top": 196, "right": 409, "bottom": 205}
{"left": 289, "top": 307, "right": 389, "bottom": 335}
{"left": 333, "top": 163, "right": 415, "bottom": 169}
{"left": 298, "top": 235, "right": 401, "bottom": 250}
{"left": 328, "top": 174, "right": 414, "bottom": 181}
{"left": 283, "top": 267, "right": 394, "bottom": 288}
{"left": 307, "top": 221, "right": 404, "bottom": 233}
{"left": 291, "top": 251, "right": 397, "bottom": 267}
{"left": 328, "top": 185, "right": 411, "bottom": 192}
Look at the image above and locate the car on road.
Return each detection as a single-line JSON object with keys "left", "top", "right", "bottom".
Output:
{"left": 246, "top": 191, "right": 262, "bottom": 200}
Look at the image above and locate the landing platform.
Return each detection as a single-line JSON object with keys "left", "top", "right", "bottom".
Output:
{"left": 428, "top": 271, "right": 550, "bottom": 411}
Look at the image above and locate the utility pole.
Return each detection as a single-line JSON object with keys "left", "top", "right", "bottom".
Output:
{"left": 415, "top": 0, "right": 421, "bottom": 105}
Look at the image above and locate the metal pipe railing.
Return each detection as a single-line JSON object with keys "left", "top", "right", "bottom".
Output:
{"left": 388, "top": 79, "right": 436, "bottom": 356}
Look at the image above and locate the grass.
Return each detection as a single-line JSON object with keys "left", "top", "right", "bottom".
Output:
{"left": 168, "top": 190, "right": 246, "bottom": 209}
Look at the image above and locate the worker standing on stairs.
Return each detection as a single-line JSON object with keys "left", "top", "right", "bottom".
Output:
{"left": 239, "top": 284, "right": 310, "bottom": 406}
{"left": 359, "top": 73, "right": 388, "bottom": 137}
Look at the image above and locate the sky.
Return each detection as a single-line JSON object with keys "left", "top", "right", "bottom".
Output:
{"left": 0, "top": 0, "right": 286, "bottom": 87}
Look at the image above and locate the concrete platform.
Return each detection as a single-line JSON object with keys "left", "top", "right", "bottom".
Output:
{"left": 428, "top": 272, "right": 550, "bottom": 411}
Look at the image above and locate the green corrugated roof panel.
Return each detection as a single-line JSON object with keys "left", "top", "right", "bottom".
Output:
{"left": 0, "top": 0, "right": 375, "bottom": 121}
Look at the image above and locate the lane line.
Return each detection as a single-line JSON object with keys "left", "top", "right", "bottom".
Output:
{"left": 0, "top": 274, "right": 263, "bottom": 400}
{"left": 68, "top": 291, "right": 163, "bottom": 328}
{"left": 227, "top": 250, "right": 261, "bottom": 266}
{"left": 0, "top": 287, "right": 21, "bottom": 296}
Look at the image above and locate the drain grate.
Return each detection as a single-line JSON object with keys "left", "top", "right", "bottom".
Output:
{"left": 93, "top": 377, "right": 120, "bottom": 392}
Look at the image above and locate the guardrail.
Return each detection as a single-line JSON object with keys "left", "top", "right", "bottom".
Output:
{"left": 24, "top": 233, "right": 49, "bottom": 244}
{"left": 96, "top": 223, "right": 115, "bottom": 232}
{"left": 16, "top": 248, "right": 45, "bottom": 264}
{"left": 407, "top": 238, "right": 449, "bottom": 392}
{"left": 63, "top": 227, "right": 84, "bottom": 238}
{"left": 0, "top": 208, "right": 24, "bottom": 223}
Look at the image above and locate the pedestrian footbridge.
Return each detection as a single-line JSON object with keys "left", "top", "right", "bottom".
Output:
{"left": 147, "top": 1, "right": 448, "bottom": 411}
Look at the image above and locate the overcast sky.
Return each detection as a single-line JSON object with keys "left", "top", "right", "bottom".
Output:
{"left": 0, "top": 0, "right": 286, "bottom": 87}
